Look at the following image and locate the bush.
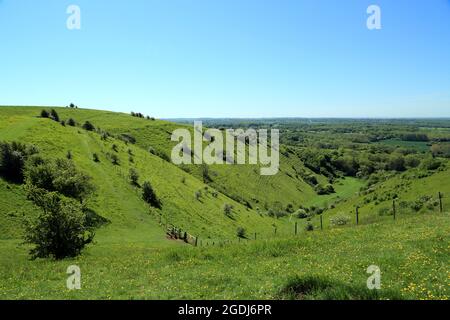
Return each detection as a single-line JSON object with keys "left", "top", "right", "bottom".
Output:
{"left": 201, "top": 164, "right": 212, "bottom": 183}
{"left": 24, "top": 188, "right": 94, "bottom": 260}
{"left": 129, "top": 168, "right": 139, "bottom": 185}
{"left": 119, "top": 134, "right": 136, "bottom": 145}
{"left": 0, "top": 141, "right": 38, "bottom": 183}
{"left": 330, "top": 215, "right": 350, "bottom": 227}
{"left": 40, "top": 110, "right": 49, "bottom": 118}
{"left": 67, "top": 118, "right": 76, "bottom": 126}
{"left": 236, "top": 227, "right": 246, "bottom": 238}
{"left": 82, "top": 121, "right": 95, "bottom": 131}
{"left": 25, "top": 158, "right": 94, "bottom": 203}
{"left": 142, "top": 181, "right": 161, "bottom": 208}
{"left": 295, "top": 209, "right": 308, "bottom": 219}
{"left": 92, "top": 153, "right": 100, "bottom": 162}
{"left": 305, "top": 223, "right": 314, "bottom": 231}
{"left": 223, "top": 204, "right": 233, "bottom": 218}
{"left": 50, "top": 109, "right": 60, "bottom": 122}
{"left": 315, "top": 184, "right": 335, "bottom": 195}
{"left": 109, "top": 153, "right": 119, "bottom": 165}
{"left": 420, "top": 158, "right": 442, "bottom": 171}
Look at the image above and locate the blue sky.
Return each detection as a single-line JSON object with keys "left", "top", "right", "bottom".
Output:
{"left": 0, "top": 0, "right": 449, "bottom": 118}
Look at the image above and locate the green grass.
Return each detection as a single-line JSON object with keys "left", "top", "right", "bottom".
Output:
{"left": 1, "top": 106, "right": 449, "bottom": 300}
{"left": 0, "top": 213, "right": 448, "bottom": 299}
{"left": 376, "top": 139, "right": 430, "bottom": 152}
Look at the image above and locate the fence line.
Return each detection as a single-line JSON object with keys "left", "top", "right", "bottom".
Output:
{"left": 162, "top": 192, "right": 447, "bottom": 248}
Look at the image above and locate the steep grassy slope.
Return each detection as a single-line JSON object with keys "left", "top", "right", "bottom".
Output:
{"left": 0, "top": 213, "right": 448, "bottom": 299}
{"left": 0, "top": 106, "right": 298, "bottom": 243}
{"left": 35, "top": 107, "right": 319, "bottom": 209}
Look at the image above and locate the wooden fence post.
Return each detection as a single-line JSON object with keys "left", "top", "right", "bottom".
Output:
{"left": 195, "top": 237, "right": 198, "bottom": 247}
{"left": 356, "top": 206, "right": 359, "bottom": 225}
{"left": 295, "top": 222, "right": 298, "bottom": 235}
{"left": 254, "top": 233, "right": 257, "bottom": 240}
{"left": 393, "top": 199, "right": 396, "bottom": 220}
{"left": 320, "top": 215, "right": 323, "bottom": 230}
{"left": 439, "top": 192, "right": 443, "bottom": 213}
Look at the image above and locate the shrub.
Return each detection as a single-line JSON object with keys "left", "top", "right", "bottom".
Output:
{"left": 82, "top": 121, "right": 95, "bottom": 131}
{"left": 50, "top": 109, "right": 60, "bottom": 122}
{"left": 92, "top": 153, "right": 100, "bottom": 162}
{"left": 129, "top": 168, "right": 139, "bottom": 185}
{"left": 25, "top": 158, "right": 94, "bottom": 203}
{"left": 40, "top": 110, "right": 49, "bottom": 118}
{"left": 295, "top": 209, "right": 308, "bottom": 219}
{"left": 119, "top": 134, "right": 136, "bottom": 145}
{"left": 236, "top": 227, "right": 246, "bottom": 238}
{"left": 0, "top": 141, "right": 38, "bottom": 183}
{"left": 315, "top": 184, "right": 335, "bottom": 195}
{"left": 109, "top": 153, "right": 119, "bottom": 165}
{"left": 24, "top": 188, "right": 94, "bottom": 260}
{"left": 67, "top": 118, "right": 76, "bottom": 126}
{"left": 201, "top": 164, "right": 212, "bottom": 183}
{"left": 330, "top": 215, "right": 350, "bottom": 227}
{"left": 142, "top": 181, "right": 161, "bottom": 208}
{"left": 223, "top": 203, "right": 233, "bottom": 218}
{"left": 420, "top": 158, "right": 442, "bottom": 171}
{"left": 66, "top": 151, "right": 72, "bottom": 160}
{"left": 305, "top": 223, "right": 314, "bottom": 231}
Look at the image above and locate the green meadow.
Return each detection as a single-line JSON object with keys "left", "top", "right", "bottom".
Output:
{"left": 0, "top": 106, "right": 449, "bottom": 300}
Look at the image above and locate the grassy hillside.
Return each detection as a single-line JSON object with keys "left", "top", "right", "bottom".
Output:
{"left": 0, "top": 107, "right": 308, "bottom": 243}
{"left": 0, "top": 213, "right": 448, "bottom": 299}
{"left": 1, "top": 106, "right": 448, "bottom": 300}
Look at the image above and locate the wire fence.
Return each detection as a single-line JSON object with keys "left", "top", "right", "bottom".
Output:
{"left": 165, "top": 191, "right": 448, "bottom": 247}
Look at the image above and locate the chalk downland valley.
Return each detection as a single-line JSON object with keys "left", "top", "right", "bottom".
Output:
{"left": 0, "top": 106, "right": 449, "bottom": 300}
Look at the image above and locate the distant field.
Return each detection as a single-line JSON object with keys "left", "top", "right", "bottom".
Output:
{"left": 376, "top": 139, "right": 430, "bottom": 152}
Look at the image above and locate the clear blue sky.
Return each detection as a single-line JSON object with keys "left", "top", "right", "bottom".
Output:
{"left": 1, "top": 0, "right": 449, "bottom": 118}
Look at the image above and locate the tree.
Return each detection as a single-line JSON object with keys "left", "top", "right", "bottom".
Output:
{"left": 142, "top": 181, "right": 161, "bottom": 208}
{"left": 40, "top": 110, "right": 49, "bottom": 118}
{"left": 201, "top": 164, "right": 211, "bottom": 183}
{"left": 129, "top": 168, "right": 139, "bottom": 186}
{"left": 0, "top": 141, "right": 38, "bottom": 183}
{"left": 50, "top": 109, "right": 60, "bottom": 122}
{"left": 24, "top": 188, "right": 94, "bottom": 260}
{"left": 67, "top": 118, "right": 76, "bottom": 126}
{"left": 69, "top": 103, "right": 75, "bottom": 108}
{"left": 25, "top": 158, "right": 95, "bottom": 203}
{"left": 82, "top": 121, "right": 95, "bottom": 131}
{"left": 223, "top": 203, "right": 233, "bottom": 218}
{"left": 236, "top": 227, "right": 246, "bottom": 238}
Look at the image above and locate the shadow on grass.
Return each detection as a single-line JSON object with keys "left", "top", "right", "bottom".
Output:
{"left": 84, "top": 208, "right": 110, "bottom": 228}
{"left": 278, "top": 275, "right": 403, "bottom": 300}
